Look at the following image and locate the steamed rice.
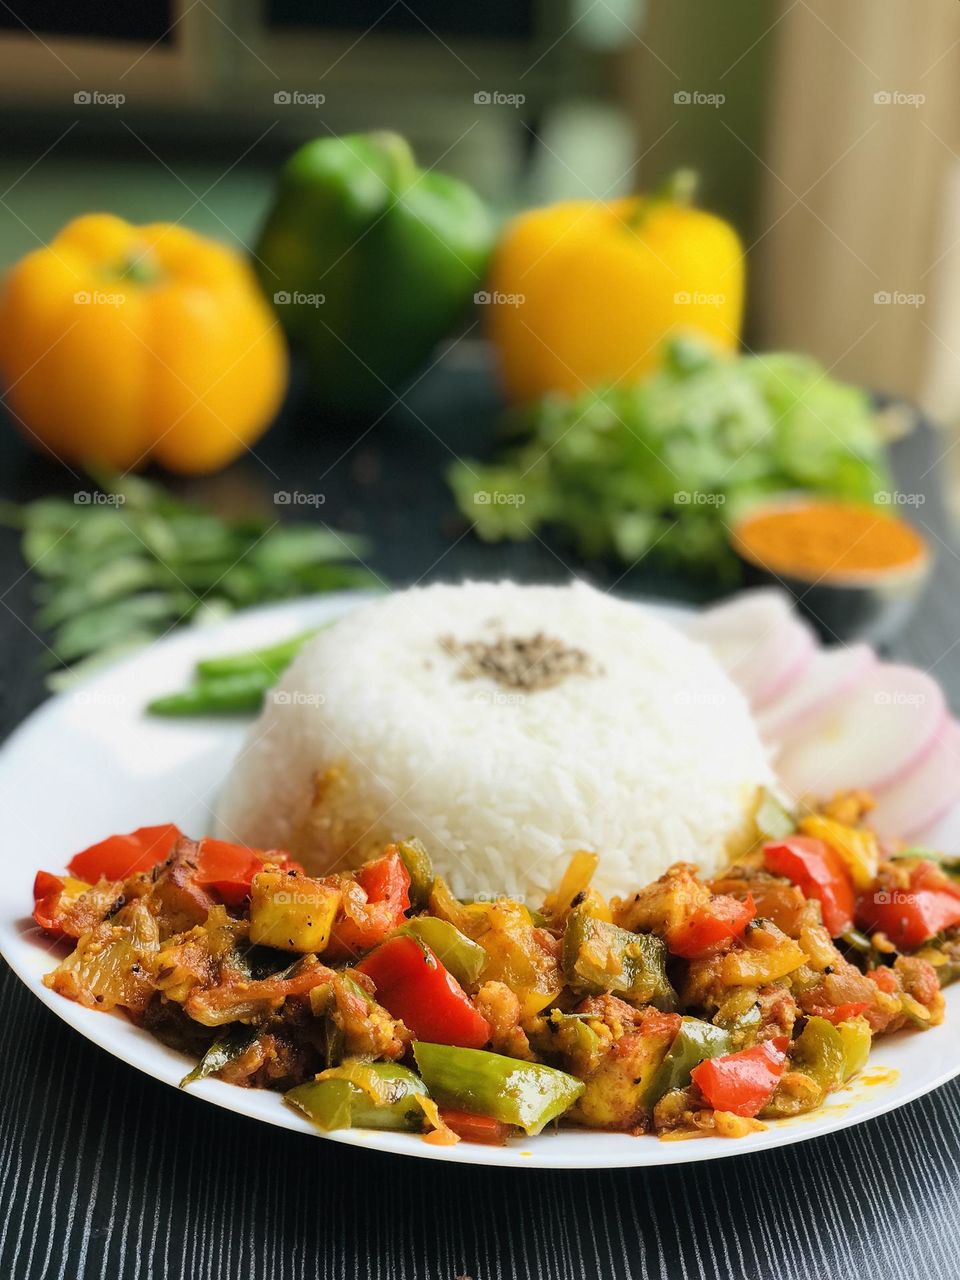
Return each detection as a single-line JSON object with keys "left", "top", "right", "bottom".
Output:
{"left": 216, "top": 580, "right": 772, "bottom": 903}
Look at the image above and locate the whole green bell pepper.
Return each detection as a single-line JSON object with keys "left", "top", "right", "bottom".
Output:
{"left": 255, "top": 131, "right": 495, "bottom": 414}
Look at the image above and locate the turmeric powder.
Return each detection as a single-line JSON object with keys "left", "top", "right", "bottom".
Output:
{"left": 732, "top": 499, "right": 927, "bottom": 580}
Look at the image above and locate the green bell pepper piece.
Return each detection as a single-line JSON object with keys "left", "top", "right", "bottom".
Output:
{"left": 255, "top": 131, "right": 495, "bottom": 414}
{"left": 562, "top": 910, "right": 675, "bottom": 1009}
{"left": 286, "top": 1061, "right": 427, "bottom": 1132}
{"left": 530, "top": 1010, "right": 601, "bottom": 1076}
{"left": 396, "top": 916, "right": 485, "bottom": 987}
{"left": 396, "top": 838, "right": 434, "bottom": 908}
{"left": 763, "top": 1016, "right": 845, "bottom": 1117}
{"left": 644, "top": 1016, "right": 731, "bottom": 1105}
{"left": 179, "top": 1024, "right": 260, "bottom": 1088}
{"left": 413, "top": 1042, "right": 584, "bottom": 1136}
{"left": 712, "top": 989, "right": 763, "bottom": 1047}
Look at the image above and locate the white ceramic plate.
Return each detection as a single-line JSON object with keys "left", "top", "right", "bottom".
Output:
{"left": 1, "top": 592, "right": 957, "bottom": 1169}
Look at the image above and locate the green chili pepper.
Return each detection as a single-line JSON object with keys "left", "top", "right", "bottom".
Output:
{"left": 148, "top": 670, "right": 275, "bottom": 716}
{"left": 644, "top": 1017, "right": 731, "bottom": 1105}
{"left": 396, "top": 916, "right": 485, "bottom": 987}
{"left": 413, "top": 1042, "right": 584, "bottom": 1136}
{"left": 562, "top": 910, "right": 675, "bottom": 1009}
{"left": 196, "top": 629, "right": 318, "bottom": 680}
{"left": 286, "top": 1061, "right": 427, "bottom": 1132}
{"left": 396, "top": 838, "right": 435, "bottom": 908}
{"left": 836, "top": 1016, "right": 872, "bottom": 1080}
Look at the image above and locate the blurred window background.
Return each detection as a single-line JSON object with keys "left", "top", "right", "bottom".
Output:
{"left": 1, "top": 0, "right": 960, "bottom": 506}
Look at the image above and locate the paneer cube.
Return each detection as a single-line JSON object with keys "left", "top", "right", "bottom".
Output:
{"left": 249, "top": 869, "right": 340, "bottom": 953}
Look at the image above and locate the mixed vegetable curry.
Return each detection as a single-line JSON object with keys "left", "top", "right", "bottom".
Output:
{"left": 31, "top": 792, "right": 960, "bottom": 1146}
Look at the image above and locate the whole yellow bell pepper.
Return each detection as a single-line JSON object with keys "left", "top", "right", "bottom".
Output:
{"left": 487, "top": 171, "right": 743, "bottom": 403}
{"left": 0, "top": 214, "right": 288, "bottom": 473}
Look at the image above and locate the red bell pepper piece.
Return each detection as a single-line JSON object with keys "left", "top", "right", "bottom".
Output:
{"left": 356, "top": 934, "right": 490, "bottom": 1048}
{"left": 327, "top": 847, "right": 411, "bottom": 959}
{"left": 437, "top": 1108, "right": 510, "bottom": 1145}
{"left": 667, "top": 893, "right": 755, "bottom": 959}
{"left": 33, "top": 870, "right": 68, "bottom": 935}
{"left": 807, "top": 1001, "right": 870, "bottom": 1025}
{"left": 691, "top": 1037, "right": 789, "bottom": 1117}
{"left": 67, "top": 823, "right": 181, "bottom": 882}
{"left": 191, "top": 838, "right": 303, "bottom": 907}
{"left": 764, "top": 837, "right": 855, "bottom": 936}
{"left": 855, "top": 859, "right": 960, "bottom": 951}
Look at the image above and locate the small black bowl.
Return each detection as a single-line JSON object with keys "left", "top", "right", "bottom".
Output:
{"left": 732, "top": 499, "right": 931, "bottom": 644}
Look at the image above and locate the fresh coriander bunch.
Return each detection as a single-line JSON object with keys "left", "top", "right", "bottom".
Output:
{"left": 450, "top": 339, "right": 892, "bottom": 577}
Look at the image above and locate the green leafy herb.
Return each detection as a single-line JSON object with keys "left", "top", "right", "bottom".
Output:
{"left": 3, "top": 472, "right": 377, "bottom": 687}
{"left": 450, "top": 338, "right": 892, "bottom": 577}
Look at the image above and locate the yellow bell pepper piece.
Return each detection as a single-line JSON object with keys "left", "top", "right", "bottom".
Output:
{"left": 541, "top": 850, "right": 611, "bottom": 925}
{"left": 799, "top": 815, "right": 879, "bottom": 891}
{"left": 487, "top": 170, "right": 743, "bottom": 403}
{"left": 461, "top": 899, "right": 562, "bottom": 1018}
{"left": 0, "top": 213, "right": 288, "bottom": 473}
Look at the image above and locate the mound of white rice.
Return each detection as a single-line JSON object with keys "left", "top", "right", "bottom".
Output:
{"left": 216, "top": 581, "right": 772, "bottom": 903}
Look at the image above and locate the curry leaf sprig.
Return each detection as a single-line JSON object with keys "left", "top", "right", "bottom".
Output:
{"left": 2, "top": 471, "right": 376, "bottom": 688}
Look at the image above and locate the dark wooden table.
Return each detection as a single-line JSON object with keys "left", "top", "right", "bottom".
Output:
{"left": 1, "top": 363, "right": 959, "bottom": 1280}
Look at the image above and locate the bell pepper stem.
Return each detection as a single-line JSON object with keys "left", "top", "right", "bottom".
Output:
{"left": 369, "top": 130, "right": 419, "bottom": 192}
{"left": 631, "top": 168, "right": 699, "bottom": 230}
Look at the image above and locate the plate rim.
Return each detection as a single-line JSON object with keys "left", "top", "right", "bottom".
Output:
{"left": 0, "top": 590, "right": 956, "bottom": 1170}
